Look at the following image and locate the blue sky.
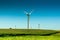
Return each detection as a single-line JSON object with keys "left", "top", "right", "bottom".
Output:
{"left": 0, "top": 0, "right": 60, "bottom": 30}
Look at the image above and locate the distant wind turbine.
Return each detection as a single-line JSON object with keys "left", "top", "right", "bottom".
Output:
{"left": 38, "top": 24, "right": 40, "bottom": 29}
{"left": 15, "top": 25, "right": 16, "bottom": 29}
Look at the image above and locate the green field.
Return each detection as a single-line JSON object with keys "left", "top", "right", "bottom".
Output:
{"left": 0, "top": 29, "right": 58, "bottom": 34}
{"left": 0, "top": 29, "right": 59, "bottom": 40}
{"left": 0, "top": 35, "right": 60, "bottom": 40}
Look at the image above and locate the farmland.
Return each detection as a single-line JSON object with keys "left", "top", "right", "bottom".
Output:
{"left": 0, "top": 29, "right": 59, "bottom": 40}
{"left": 0, "top": 29, "right": 58, "bottom": 34}
{"left": 0, "top": 35, "right": 60, "bottom": 40}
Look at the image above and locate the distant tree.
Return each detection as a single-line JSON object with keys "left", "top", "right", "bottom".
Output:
{"left": 9, "top": 28, "right": 12, "bottom": 29}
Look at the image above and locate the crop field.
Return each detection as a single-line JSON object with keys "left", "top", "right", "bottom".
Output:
{"left": 0, "top": 29, "right": 57, "bottom": 34}
{"left": 0, "top": 29, "right": 59, "bottom": 40}
{"left": 0, "top": 35, "right": 60, "bottom": 40}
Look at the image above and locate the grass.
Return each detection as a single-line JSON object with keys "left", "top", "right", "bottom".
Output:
{"left": 0, "top": 29, "right": 59, "bottom": 40}
{"left": 0, "top": 35, "right": 60, "bottom": 40}
{"left": 0, "top": 29, "right": 57, "bottom": 34}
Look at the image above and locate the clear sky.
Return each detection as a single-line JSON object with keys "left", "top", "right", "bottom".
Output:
{"left": 0, "top": 0, "right": 60, "bottom": 30}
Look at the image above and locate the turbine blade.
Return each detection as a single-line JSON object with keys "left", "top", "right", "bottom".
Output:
{"left": 24, "top": 11, "right": 28, "bottom": 14}
{"left": 29, "top": 10, "right": 33, "bottom": 15}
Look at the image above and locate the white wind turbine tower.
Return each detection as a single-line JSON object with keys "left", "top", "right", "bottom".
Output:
{"left": 38, "top": 24, "right": 40, "bottom": 29}
{"left": 24, "top": 10, "right": 33, "bottom": 29}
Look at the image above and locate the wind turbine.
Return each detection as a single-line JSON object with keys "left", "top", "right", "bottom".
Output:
{"left": 24, "top": 10, "right": 33, "bottom": 29}
{"left": 38, "top": 24, "right": 40, "bottom": 29}
{"left": 15, "top": 25, "right": 16, "bottom": 29}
